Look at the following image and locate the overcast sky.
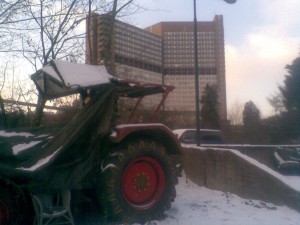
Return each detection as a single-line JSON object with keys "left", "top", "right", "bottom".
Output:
{"left": 128, "top": 0, "right": 300, "bottom": 117}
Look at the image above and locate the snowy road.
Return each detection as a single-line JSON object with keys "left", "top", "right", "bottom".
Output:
{"left": 76, "top": 174, "right": 300, "bottom": 225}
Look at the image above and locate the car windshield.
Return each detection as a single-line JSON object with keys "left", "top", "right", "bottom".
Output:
{"left": 180, "top": 130, "right": 224, "bottom": 144}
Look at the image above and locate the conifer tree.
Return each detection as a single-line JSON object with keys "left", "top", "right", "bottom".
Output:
{"left": 200, "top": 84, "right": 220, "bottom": 129}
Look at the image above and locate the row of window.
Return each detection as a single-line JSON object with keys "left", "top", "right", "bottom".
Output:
{"left": 164, "top": 40, "right": 216, "bottom": 45}
{"left": 164, "top": 63, "right": 195, "bottom": 67}
{"left": 163, "top": 67, "right": 217, "bottom": 75}
{"left": 164, "top": 45, "right": 217, "bottom": 51}
{"left": 114, "top": 39, "right": 217, "bottom": 55}
{"left": 164, "top": 58, "right": 216, "bottom": 63}
{"left": 164, "top": 35, "right": 215, "bottom": 40}
{"left": 116, "top": 53, "right": 161, "bottom": 65}
{"left": 166, "top": 76, "right": 217, "bottom": 81}
{"left": 164, "top": 54, "right": 217, "bottom": 60}
{"left": 116, "top": 35, "right": 161, "bottom": 50}
{"left": 165, "top": 63, "right": 217, "bottom": 68}
{"left": 166, "top": 49, "right": 216, "bottom": 56}
{"left": 116, "top": 22, "right": 160, "bottom": 42}
{"left": 115, "top": 56, "right": 162, "bottom": 73}
{"left": 116, "top": 45, "right": 161, "bottom": 61}
{"left": 164, "top": 48, "right": 216, "bottom": 54}
{"left": 170, "top": 81, "right": 216, "bottom": 87}
{"left": 117, "top": 46, "right": 161, "bottom": 58}
{"left": 164, "top": 31, "right": 215, "bottom": 36}
{"left": 163, "top": 49, "right": 217, "bottom": 56}
{"left": 116, "top": 45, "right": 161, "bottom": 57}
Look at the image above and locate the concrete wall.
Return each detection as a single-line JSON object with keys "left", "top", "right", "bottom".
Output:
{"left": 200, "top": 144, "right": 300, "bottom": 170}
{"left": 182, "top": 147, "right": 300, "bottom": 212}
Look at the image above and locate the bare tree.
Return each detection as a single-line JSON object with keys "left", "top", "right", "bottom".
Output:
{"left": 18, "top": 0, "right": 89, "bottom": 68}
{"left": 228, "top": 99, "right": 244, "bottom": 125}
{"left": 1, "top": 0, "right": 142, "bottom": 67}
{"left": 0, "top": 1, "right": 25, "bottom": 54}
{"left": 0, "top": 0, "right": 142, "bottom": 126}
{"left": 267, "top": 92, "right": 285, "bottom": 115}
{"left": 0, "top": 60, "right": 37, "bottom": 127}
{"left": 105, "top": 0, "right": 134, "bottom": 74}
{"left": 0, "top": 0, "right": 24, "bottom": 24}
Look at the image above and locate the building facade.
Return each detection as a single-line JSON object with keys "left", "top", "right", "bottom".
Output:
{"left": 86, "top": 14, "right": 227, "bottom": 120}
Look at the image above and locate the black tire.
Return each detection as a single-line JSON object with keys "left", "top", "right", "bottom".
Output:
{"left": 0, "top": 179, "right": 33, "bottom": 225}
{"left": 99, "top": 139, "right": 177, "bottom": 223}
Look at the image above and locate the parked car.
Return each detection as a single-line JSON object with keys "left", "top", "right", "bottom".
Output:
{"left": 173, "top": 129, "right": 225, "bottom": 145}
{"left": 273, "top": 147, "right": 300, "bottom": 174}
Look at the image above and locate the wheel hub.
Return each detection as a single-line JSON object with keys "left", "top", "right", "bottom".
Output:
{"left": 122, "top": 157, "right": 165, "bottom": 210}
{"left": 134, "top": 173, "right": 149, "bottom": 191}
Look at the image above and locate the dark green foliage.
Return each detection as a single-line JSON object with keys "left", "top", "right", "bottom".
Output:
{"left": 226, "top": 108, "right": 300, "bottom": 145}
{"left": 243, "top": 101, "right": 260, "bottom": 127}
{"left": 279, "top": 57, "right": 300, "bottom": 114}
{"left": 227, "top": 57, "right": 300, "bottom": 144}
{"left": 255, "top": 56, "right": 300, "bottom": 144}
{"left": 200, "top": 85, "right": 220, "bottom": 129}
{"left": 0, "top": 110, "right": 34, "bottom": 129}
{"left": 263, "top": 111, "right": 300, "bottom": 144}
{"left": 242, "top": 101, "right": 263, "bottom": 144}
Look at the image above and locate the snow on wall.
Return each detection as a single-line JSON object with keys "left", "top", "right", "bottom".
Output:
{"left": 182, "top": 145, "right": 300, "bottom": 213}
{"left": 183, "top": 144, "right": 300, "bottom": 192}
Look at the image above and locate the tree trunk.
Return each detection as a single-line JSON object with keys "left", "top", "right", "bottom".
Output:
{"left": 0, "top": 95, "right": 8, "bottom": 129}
{"left": 34, "top": 95, "right": 46, "bottom": 127}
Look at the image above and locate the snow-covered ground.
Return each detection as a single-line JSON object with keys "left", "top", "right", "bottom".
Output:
{"left": 2, "top": 130, "right": 300, "bottom": 224}
{"left": 131, "top": 174, "right": 300, "bottom": 225}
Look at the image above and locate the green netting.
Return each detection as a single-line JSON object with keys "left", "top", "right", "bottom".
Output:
{"left": 0, "top": 83, "right": 117, "bottom": 191}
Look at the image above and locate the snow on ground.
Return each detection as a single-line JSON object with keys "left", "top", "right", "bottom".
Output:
{"left": 1, "top": 130, "right": 300, "bottom": 224}
{"left": 131, "top": 174, "right": 300, "bottom": 225}
{"left": 285, "top": 175, "right": 300, "bottom": 191}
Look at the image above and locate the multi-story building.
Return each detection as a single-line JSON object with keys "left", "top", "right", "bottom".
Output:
{"left": 145, "top": 16, "right": 226, "bottom": 120}
{"left": 86, "top": 14, "right": 227, "bottom": 120}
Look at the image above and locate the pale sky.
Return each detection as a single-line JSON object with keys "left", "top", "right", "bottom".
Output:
{"left": 4, "top": 0, "right": 299, "bottom": 118}
{"left": 128, "top": 0, "right": 300, "bottom": 117}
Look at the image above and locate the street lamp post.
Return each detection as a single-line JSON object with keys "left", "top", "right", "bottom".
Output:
{"left": 193, "top": 0, "right": 237, "bottom": 146}
{"left": 193, "top": 0, "right": 201, "bottom": 146}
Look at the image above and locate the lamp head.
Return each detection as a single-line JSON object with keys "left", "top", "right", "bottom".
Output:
{"left": 223, "top": 0, "right": 237, "bottom": 3}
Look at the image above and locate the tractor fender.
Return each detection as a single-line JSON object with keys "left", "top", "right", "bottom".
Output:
{"left": 110, "top": 123, "right": 182, "bottom": 155}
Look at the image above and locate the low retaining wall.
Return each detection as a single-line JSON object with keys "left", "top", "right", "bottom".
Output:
{"left": 200, "top": 144, "right": 300, "bottom": 170}
{"left": 182, "top": 147, "right": 300, "bottom": 212}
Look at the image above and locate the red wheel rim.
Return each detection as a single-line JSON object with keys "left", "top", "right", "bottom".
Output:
{"left": 0, "top": 199, "right": 9, "bottom": 224}
{"left": 122, "top": 157, "right": 165, "bottom": 210}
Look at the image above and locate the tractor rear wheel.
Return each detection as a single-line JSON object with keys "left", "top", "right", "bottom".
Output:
{"left": 100, "top": 139, "right": 177, "bottom": 223}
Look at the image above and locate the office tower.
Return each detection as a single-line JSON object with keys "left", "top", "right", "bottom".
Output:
{"left": 87, "top": 14, "right": 227, "bottom": 120}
